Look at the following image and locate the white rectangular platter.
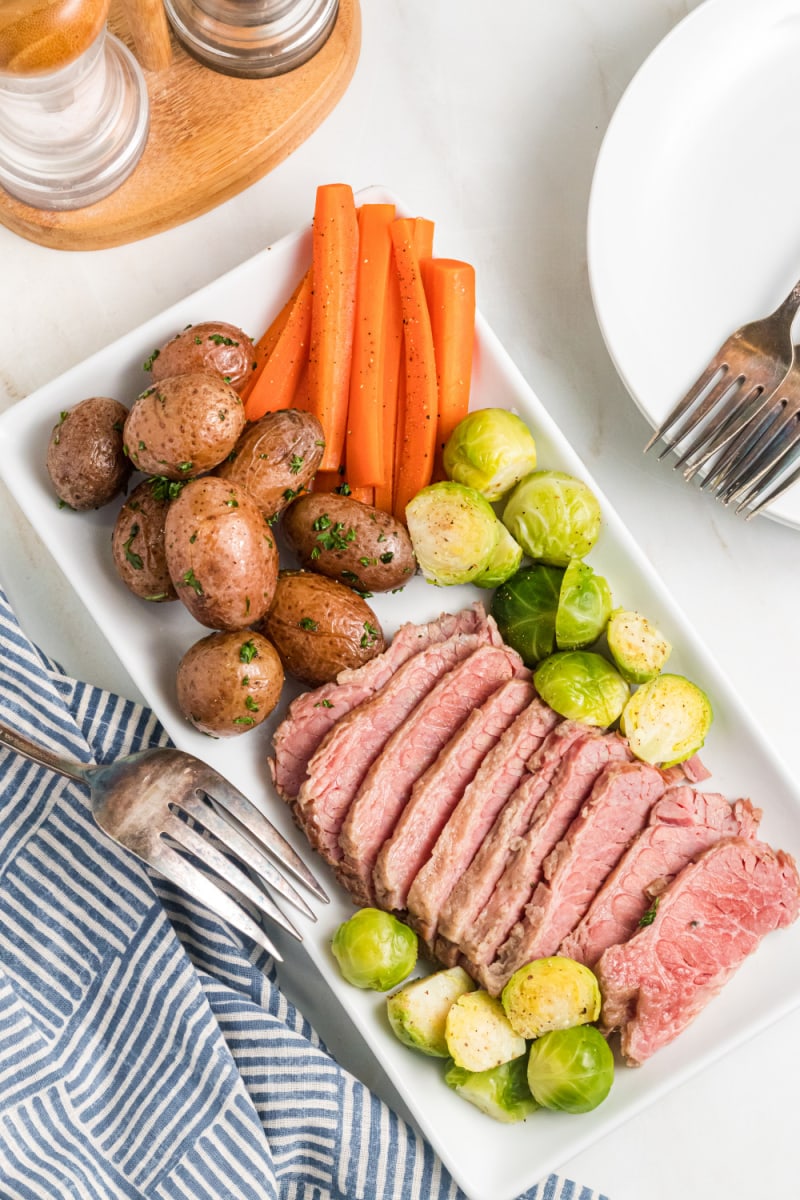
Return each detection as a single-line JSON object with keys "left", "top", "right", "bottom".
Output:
{"left": 1, "top": 188, "right": 800, "bottom": 1200}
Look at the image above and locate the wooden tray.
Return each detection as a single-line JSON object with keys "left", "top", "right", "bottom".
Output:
{"left": 0, "top": 0, "right": 361, "bottom": 251}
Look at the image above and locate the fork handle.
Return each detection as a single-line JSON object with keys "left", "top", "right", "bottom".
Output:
{"left": 0, "top": 721, "right": 89, "bottom": 784}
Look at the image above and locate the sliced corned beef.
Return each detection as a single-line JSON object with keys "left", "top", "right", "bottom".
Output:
{"left": 596, "top": 836, "right": 800, "bottom": 1064}
{"left": 560, "top": 789, "right": 761, "bottom": 968}
{"left": 485, "top": 761, "right": 667, "bottom": 994}
{"left": 457, "top": 730, "right": 632, "bottom": 982}
{"left": 338, "top": 643, "right": 525, "bottom": 906}
{"left": 405, "top": 696, "right": 561, "bottom": 947}
{"left": 371, "top": 677, "right": 536, "bottom": 913}
{"left": 269, "top": 603, "right": 496, "bottom": 801}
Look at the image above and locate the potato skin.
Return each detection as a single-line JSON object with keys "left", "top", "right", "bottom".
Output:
{"left": 262, "top": 570, "right": 385, "bottom": 685}
{"left": 176, "top": 630, "right": 283, "bottom": 737}
{"left": 216, "top": 409, "right": 324, "bottom": 521}
{"left": 147, "top": 322, "right": 255, "bottom": 393}
{"left": 111, "top": 478, "right": 177, "bottom": 602}
{"left": 282, "top": 492, "right": 416, "bottom": 593}
{"left": 164, "top": 476, "right": 278, "bottom": 630}
{"left": 46, "top": 396, "right": 131, "bottom": 510}
{"left": 124, "top": 372, "right": 246, "bottom": 480}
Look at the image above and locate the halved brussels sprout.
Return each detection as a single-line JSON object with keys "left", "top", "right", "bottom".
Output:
{"left": 387, "top": 966, "right": 476, "bottom": 1057}
{"left": 534, "top": 650, "right": 629, "bottom": 727}
{"left": 526, "top": 1025, "right": 614, "bottom": 1113}
{"left": 445, "top": 989, "right": 526, "bottom": 1073}
{"left": 607, "top": 608, "right": 671, "bottom": 683}
{"left": 490, "top": 564, "right": 564, "bottom": 666}
{"left": 501, "top": 957, "right": 601, "bottom": 1040}
{"left": 443, "top": 408, "right": 538, "bottom": 502}
{"left": 502, "top": 470, "right": 602, "bottom": 567}
{"left": 445, "top": 1055, "right": 540, "bottom": 1123}
{"left": 406, "top": 481, "right": 500, "bottom": 586}
{"left": 620, "top": 673, "right": 713, "bottom": 767}
{"left": 331, "top": 908, "right": 418, "bottom": 991}
{"left": 555, "top": 559, "right": 612, "bottom": 650}
{"left": 472, "top": 520, "right": 524, "bottom": 589}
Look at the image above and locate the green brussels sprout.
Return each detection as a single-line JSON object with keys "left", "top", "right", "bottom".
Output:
{"left": 387, "top": 966, "right": 476, "bottom": 1057}
{"left": 490, "top": 564, "right": 564, "bottom": 666}
{"left": 445, "top": 989, "right": 527, "bottom": 1073}
{"left": 443, "top": 407, "right": 538, "bottom": 502}
{"left": 502, "top": 470, "right": 602, "bottom": 567}
{"left": 473, "top": 521, "right": 524, "bottom": 589}
{"left": 406, "top": 481, "right": 500, "bottom": 586}
{"left": 331, "top": 908, "right": 418, "bottom": 991}
{"left": 445, "top": 1055, "right": 540, "bottom": 1123}
{"left": 555, "top": 559, "right": 612, "bottom": 650}
{"left": 620, "top": 673, "right": 713, "bottom": 767}
{"left": 606, "top": 608, "right": 671, "bottom": 683}
{"left": 526, "top": 1025, "right": 614, "bottom": 1113}
{"left": 501, "top": 957, "right": 601, "bottom": 1040}
{"left": 534, "top": 650, "right": 629, "bottom": 727}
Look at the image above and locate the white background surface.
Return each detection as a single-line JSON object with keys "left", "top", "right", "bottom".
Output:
{"left": 1, "top": 2, "right": 797, "bottom": 1198}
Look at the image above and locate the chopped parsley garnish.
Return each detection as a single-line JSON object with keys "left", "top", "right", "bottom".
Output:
{"left": 289, "top": 454, "right": 304, "bottom": 475}
{"left": 239, "top": 639, "right": 258, "bottom": 663}
{"left": 299, "top": 616, "right": 319, "bottom": 631}
{"left": 123, "top": 524, "right": 143, "bottom": 570}
{"left": 181, "top": 568, "right": 203, "bottom": 595}
{"left": 638, "top": 898, "right": 660, "bottom": 927}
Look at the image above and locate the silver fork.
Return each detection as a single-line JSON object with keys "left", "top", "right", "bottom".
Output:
{"left": 0, "top": 722, "right": 327, "bottom": 959}
{"left": 644, "top": 276, "right": 800, "bottom": 477}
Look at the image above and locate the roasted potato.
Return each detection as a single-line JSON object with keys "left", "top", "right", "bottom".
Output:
{"left": 164, "top": 476, "right": 278, "bottom": 630}
{"left": 282, "top": 492, "right": 416, "bottom": 593}
{"left": 46, "top": 396, "right": 131, "bottom": 510}
{"left": 145, "top": 322, "right": 255, "bottom": 393}
{"left": 216, "top": 408, "right": 325, "bottom": 521}
{"left": 262, "top": 570, "right": 385, "bottom": 685}
{"left": 111, "top": 478, "right": 177, "bottom": 602}
{"left": 123, "top": 372, "right": 246, "bottom": 480}
{"left": 176, "top": 629, "right": 283, "bottom": 737}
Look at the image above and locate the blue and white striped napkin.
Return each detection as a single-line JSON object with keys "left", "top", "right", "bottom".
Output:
{"left": 0, "top": 584, "right": 608, "bottom": 1200}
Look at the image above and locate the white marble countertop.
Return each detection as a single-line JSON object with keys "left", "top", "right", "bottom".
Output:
{"left": 1, "top": 2, "right": 798, "bottom": 1197}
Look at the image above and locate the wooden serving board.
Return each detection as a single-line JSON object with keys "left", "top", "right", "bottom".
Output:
{"left": 0, "top": 0, "right": 361, "bottom": 251}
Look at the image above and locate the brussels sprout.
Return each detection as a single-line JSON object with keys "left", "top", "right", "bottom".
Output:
{"left": 406, "top": 481, "right": 500, "bottom": 586}
{"left": 443, "top": 408, "right": 538, "bottom": 502}
{"left": 445, "top": 1055, "right": 540, "bottom": 1123}
{"left": 331, "top": 908, "right": 418, "bottom": 991}
{"left": 555, "top": 559, "right": 612, "bottom": 650}
{"left": 445, "top": 989, "right": 527, "bottom": 1073}
{"left": 473, "top": 521, "right": 524, "bottom": 589}
{"left": 620, "top": 673, "right": 713, "bottom": 767}
{"left": 502, "top": 470, "right": 602, "bottom": 567}
{"left": 501, "top": 957, "right": 601, "bottom": 1039}
{"left": 534, "top": 650, "right": 629, "bottom": 727}
{"left": 606, "top": 608, "right": 671, "bottom": 683}
{"left": 490, "top": 564, "right": 564, "bottom": 666}
{"left": 526, "top": 1025, "right": 614, "bottom": 1113}
{"left": 387, "top": 966, "right": 476, "bottom": 1057}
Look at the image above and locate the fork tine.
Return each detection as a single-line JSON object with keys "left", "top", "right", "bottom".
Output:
{"left": 644, "top": 361, "right": 725, "bottom": 453}
{"left": 699, "top": 401, "right": 784, "bottom": 494}
{"left": 732, "top": 419, "right": 800, "bottom": 511}
{"left": 718, "top": 407, "right": 798, "bottom": 502}
{"left": 740, "top": 452, "right": 800, "bottom": 518}
{"left": 162, "top": 812, "right": 302, "bottom": 942}
{"left": 675, "top": 385, "right": 767, "bottom": 476}
{"left": 146, "top": 836, "right": 284, "bottom": 959}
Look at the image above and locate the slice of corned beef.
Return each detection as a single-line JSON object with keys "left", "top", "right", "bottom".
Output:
{"left": 596, "top": 836, "right": 800, "bottom": 1064}
{"left": 405, "top": 697, "right": 561, "bottom": 947}
{"left": 269, "top": 603, "right": 495, "bottom": 801}
{"left": 560, "top": 789, "right": 761, "bottom": 968}
{"left": 456, "top": 730, "right": 632, "bottom": 982}
{"left": 295, "top": 625, "right": 499, "bottom": 866}
{"left": 433, "top": 720, "right": 595, "bottom": 964}
{"left": 485, "top": 762, "right": 667, "bottom": 994}
{"left": 372, "top": 676, "right": 536, "bottom": 914}
{"left": 337, "top": 643, "right": 526, "bottom": 906}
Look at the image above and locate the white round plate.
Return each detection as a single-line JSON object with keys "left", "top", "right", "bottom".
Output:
{"left": 588, "top": 0, "right": 800, "bottom": 529}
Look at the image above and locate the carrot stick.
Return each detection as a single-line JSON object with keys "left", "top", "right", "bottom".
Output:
{"left": 308, "top": 183, "right": 360, "bottom": 470}
{"left": 413, "top": 217, "right": 435, "bottom": 260}
{"left": 242, "top": 269, "right": 313, "bottom": 420}
{"left": 373, "top": 247, "right": 404, "bottom": 513}
{"left": 420, "top": 257, "right": 476, "bottom": 475}
{"left": 345, "top": 202, "right": 396, "bottom": 487}
{"left": 390, "top": 217, "right": 438, "bottom": 521}
{"left": 241, "top": 268, "right": 310, "bottom": 407}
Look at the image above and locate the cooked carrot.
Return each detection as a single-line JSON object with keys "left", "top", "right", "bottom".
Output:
{"left": 420, "top": 257, "right": 476, "bottom": 475}
{"left": 413, "top": 216, "right": 435, "bottom": 260}
{"left": 241, "top": 269, "right": 309, "bottom": 402}
{"left": 345, "top": 202, "right": 396, "bottom": 487}
{"left": 243, "top": 268, "right": 313, "bottom": 420}
{"left": 373, "top": 247, "right": 404, "bottom": 513}
{"left": 308, "top": 183, "right": 359, "bottom": 470}
{"left": 390, "top": 217, "right": 438, "bottom": 521}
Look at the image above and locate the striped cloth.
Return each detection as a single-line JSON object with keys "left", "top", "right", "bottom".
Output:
{"left": 0, "top": 585, "right": 607, "bottom": 1200}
